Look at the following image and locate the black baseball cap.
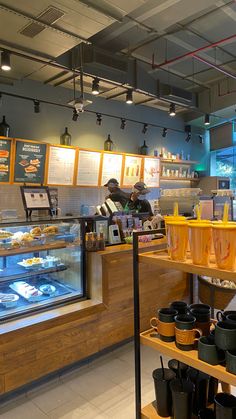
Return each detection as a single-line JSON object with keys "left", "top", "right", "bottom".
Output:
{"left": 104, "top": 178, "right": 119, "bottom": 187}
{"left": 133, "top": 181, "right": 150, "bottom": 195}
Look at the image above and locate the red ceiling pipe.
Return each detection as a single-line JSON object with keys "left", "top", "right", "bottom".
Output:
{"left": 193, "top": 55, "right": 236, "bottom": 80}
{"left": 151, "top": 33, "right": 236, "bottom": 69}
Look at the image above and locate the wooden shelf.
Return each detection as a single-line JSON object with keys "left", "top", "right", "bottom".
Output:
{"left": 141, "top": 402, "right": 166, "bottom": 419}
{"left": 140, "top": 329, "right": 236, "bottom": 386}
{"left": 0, "top": 242, "right": 67, "bottom": 257}
{"left": 139, "top": 250, "right": 236, "bottom": 282}
{"left": 161, "top": 159, "right": 198, "bottom": 165}
{"left": 160, "top": 177, "right": 199, "bottom": 182}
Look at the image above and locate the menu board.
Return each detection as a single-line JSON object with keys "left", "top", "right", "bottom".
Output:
{"left": 14, "top": 140, "right": 46, "bottom": 184}
{"left": 0, "top": 138, "right": 11, "bottom": 183}
{"left": 77, "top": 150, "right": 101, "bottom": 186}
{"left": 122, "top": 155, "right": 142, "bottom": 186}
{"left": 47, "top": 145, "right": 76, "bottom": 185}
{"left": 143, "top": 157, "right": 160, "bottom": 187}
{"left": 101, "top": 153, "right": 123, "bottom": 186}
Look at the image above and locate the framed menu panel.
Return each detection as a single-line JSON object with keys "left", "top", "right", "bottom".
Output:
{"left": 77, "top": 149, "right": 101, "bottom": 186}
{"left": 47, "top": 145, "right": 76, "bottom": 186}
{"left": 122, "top": 155, "right": 142, "bottom": 186}
{"left": 143, "top": 157, "right": 160, "bottom": 187}
{"left": 101, "top": 153, "right": 123, "bottom": 186}
{"left": 14, "top": 140, "right": 46, "bottom": 184}
{"left": 0, "top": 137, "right": 12, "bottom": 183}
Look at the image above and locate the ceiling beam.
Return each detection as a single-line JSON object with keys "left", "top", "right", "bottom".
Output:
{"left": 44, "top": 71, "right": 68, "bottom": 84}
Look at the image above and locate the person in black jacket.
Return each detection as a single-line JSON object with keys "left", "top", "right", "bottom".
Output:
{"left": 104, "top": 178, "right": 129, "bottom": 208}
{"left": 124, "top": 181, "right": 153, "bottom": 216}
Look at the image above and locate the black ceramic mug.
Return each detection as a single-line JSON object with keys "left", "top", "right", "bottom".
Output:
{"left": 189, "top": 303, "right": 211, "bottom": 336}
{"left": 198, "top": 336, "right": 225, "bottom": 366}
{"left": 226, "top": 314, "right": 236, "bottom": 325}
{"left": 216, "top": 310, "right": 236, "bottom": 322}
{"left": 214, "top": 393, "right": 236, "bottom": 419}
{"left": 150, "top": 308, "right": 178, "bottom": 342}
{"left": 175, "top": 314, "right": 202, "bottom": 351}
{"left": 170, "top": 301, "right": 188, "bottom": 315}
{"left": 215, "top": 321, "right": 236, "bottom": 351}
{"left": 198, "top": 408, "right": 215, "bottom": 419}
{"left": 226, "top": 350, "right": 236, "bottom": 375}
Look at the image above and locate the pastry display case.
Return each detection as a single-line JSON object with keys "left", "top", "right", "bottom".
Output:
{"left": 0, "top": 216, "right": 86, "bottom": 321}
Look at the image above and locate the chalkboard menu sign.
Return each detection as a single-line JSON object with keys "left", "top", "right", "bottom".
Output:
{"left": 14, "top": 140, "right": 46, "bottom": 184}
{"left": 0, "top": 138, "right": 11, "bottom": 183}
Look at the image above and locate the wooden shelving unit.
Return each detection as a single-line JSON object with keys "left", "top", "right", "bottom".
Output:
{"left": 132, "top": 233, "right": 236, "bottom": 419}
{"left": 160, "top": 176, "right": 199, "bottom": 182}
{"left": 161, "top": 159, "right": 198, "bottom": 165}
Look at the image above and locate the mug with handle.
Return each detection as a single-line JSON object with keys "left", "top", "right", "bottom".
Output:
{"left": 175, "top": 314, "right": 202, "bottom": 351}
{"left": 150, "top": 308, "right": 178, "bottom": 342}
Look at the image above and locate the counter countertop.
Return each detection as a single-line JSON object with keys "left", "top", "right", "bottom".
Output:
{"left": 95, "top": 237, "right": 167, "bottom": 255}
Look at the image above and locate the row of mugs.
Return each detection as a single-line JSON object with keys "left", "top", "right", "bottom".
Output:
{"left": 198, "top": 334, "right": 236, "bottom": 375}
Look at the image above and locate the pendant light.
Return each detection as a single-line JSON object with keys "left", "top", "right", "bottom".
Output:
{"left": 1, "top": 51, "right": 11, "bottom": 71}
{"left": 126, "top": 89, "right": 133, "bottom": 104}
{"left": 204, "top": 114, "right": 210, "bottom": 125}
{"left": 169, "top": 103, "right": 176, "bottom": 117}
{"left": 92, "top": 78, "right": 99, "bottom": 95}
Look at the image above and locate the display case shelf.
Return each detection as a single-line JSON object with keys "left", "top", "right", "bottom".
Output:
{"left": 139, "top": 250, "right": 236, "bottom": 282}
{"left": 161, "top": 159, "right": 198, "bottom": 165}
{"left": 0, "top": 242, "right": 68, "bottom": 258}
{"left": 0, "top": 264, "right": 67, "bottom": 281}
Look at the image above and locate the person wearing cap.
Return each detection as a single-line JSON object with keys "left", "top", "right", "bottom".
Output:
{"left": 104, "top": 178, "right": 130, "bottom": 208}
{"left": 124, "top": 181, "right": 153, "bottom": 215}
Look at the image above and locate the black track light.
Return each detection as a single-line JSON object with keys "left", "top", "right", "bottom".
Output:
{"left": 204, "top": 113, "right": 210, "bottom": 125}
{"left": 72, "top": 108, "right": 79, "bottom": 121}
{"left": 1, "top": 51, "right": 11, "bottom": 71}
{"left": 199, "top": 135, "right": 204, "bottom": 144}
{"left": 185, "top": 125, "right": 191, "bottom": 142}
{"left": 96, "top": 113, "right": 102, "bottom": 125}
{"left": 126, "top": 89, "right": 133, "bottom": 104}
{"left": 142, "top": 123, "right": 148, "bottom": 134}
{"left": 92, "top": 78, "right": 99, "bottom": 95}
{"left": 34, "top": 100, "right": 40, "bottom": 113}
{"left": 162, "top": 127, "right": 167, "bottom": 138}
{"left": 169, "top": 103, "right": 176, "bottom": 117}
{"left": 120, "top": 118, "right": 126, "bottom": 130}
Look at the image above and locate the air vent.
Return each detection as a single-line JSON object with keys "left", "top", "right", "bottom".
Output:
{"left": 159, "top": 84, "right": 196, "bottom": 107}
{"left": 19, "top": 6, "right": 65, "bottom": 38}
{"left": 83, "top": 46, "right": 128, "bottom": 73}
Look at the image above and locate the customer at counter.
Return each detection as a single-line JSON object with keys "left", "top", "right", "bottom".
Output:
{"left": 104, "top": 178, "right": 130, "bottom": 208}
{"left": 124, "top": 182, "right": 153, "bottom": 216}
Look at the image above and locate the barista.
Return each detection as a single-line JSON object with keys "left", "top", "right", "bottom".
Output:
{"left": 124, "top": 182, "right": 153, "bottom": 216}
{"left": 104, "top": 178, "right": 129, "bottom": 208}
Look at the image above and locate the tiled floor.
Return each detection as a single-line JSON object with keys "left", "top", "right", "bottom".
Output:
{"left": 0, "top": 342, "right": 167, "bottom": 419}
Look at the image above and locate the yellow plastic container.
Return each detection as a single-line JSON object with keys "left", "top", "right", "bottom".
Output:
{"left": 212, "top": 223, "right": 236, "bottom": 271}
{"left": 167, "top": 220, "right": 188, "bottom": 261}
{"left": 188, "top": 222, "right": 212, "bottom": 266}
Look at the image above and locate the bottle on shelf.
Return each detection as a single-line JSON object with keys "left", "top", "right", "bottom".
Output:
{"left": 140, "top": 140, "right": 148, "bottom": 155}
{"left": 0, "top": 115, "right": 10, "bottom": 137}
{"left": 60, "top": 127, "right": 71, "bottom": 146}
{"left": 104, "top": 134, "right": 114, "bottom": 151}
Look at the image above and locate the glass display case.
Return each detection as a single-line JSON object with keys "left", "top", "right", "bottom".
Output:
{"left": 0, "top": 216, "right": 86, "bottom": 321}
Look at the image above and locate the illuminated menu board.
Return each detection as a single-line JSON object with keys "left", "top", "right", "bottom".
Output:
{"left": 122, "top": 155, "right": 142, "bottom": 186}
{"left": 47, "top": 145, "right": 76, "bottom": 185}
{"left": 143, "top": 157, "right": 160, "bottom": 187}
{"left": 77, "top": 150, "right": 101, "bottom": 186}
{"left": 14, "top": 140, "right": 46, "bottom": 184}
{"left": 0, "top": 138, "right": 11, "bottom": 183}
{"left": 101, "top": 153, "right": 123, "bottom": 186}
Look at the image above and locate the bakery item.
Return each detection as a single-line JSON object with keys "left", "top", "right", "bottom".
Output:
{"left": 25, "top": 165, "right": 37, "bottom": 173}
{"left": 30, "top": 159, "right": 40, "bottom": 166}
{"left": 0, "top": 150, "right": 9, "bottom": 158}
{"left": 43, "top": 225, "right": 58, "bottom": 235}
{"left": 30, "top": 226, "right": 42, "bottom": 236}
{"left": 0, "top": 164, "right": 8, "bottom": 171}
{"left": 0, "top": 230, "right": 13, "bottom": 239}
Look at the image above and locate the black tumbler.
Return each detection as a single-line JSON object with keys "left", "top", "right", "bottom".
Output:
{"left": 170, "top": 378, "right": 194, "bottom": 419}
{"left": 152, "top": 368, "right": 176, "bottom": 417}
{"left": 214, "top": 393, "right": 236, "bottom": 419}
{"left": 208, "top": 377, "right": 219, "bottom": 404}
{"left": 168, "top": 359, "right": 189, "bottom": 379}
{"left": 187, "top": 368, "right": 210, "bottom": 415}
{"left": 198, "top": 408, "right": 215, "bottom": 418}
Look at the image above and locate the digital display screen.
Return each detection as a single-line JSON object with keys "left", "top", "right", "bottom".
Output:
{"left": 21, "top": 186, "right": 52, "bottom": 210}
{"left": 113, "top": 229, "right": 119, "bottom": 237}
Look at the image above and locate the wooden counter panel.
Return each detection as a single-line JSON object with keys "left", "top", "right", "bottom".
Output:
{"left": 0, "top": 240, "right": 188, "bottom": 395}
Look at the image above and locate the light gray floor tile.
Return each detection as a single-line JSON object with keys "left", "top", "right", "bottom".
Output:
{"left": 0, "top": 399, "right": 47, "bottom": 419}
{"left": 28, "top": 382, "right": 77, "bottom": 414}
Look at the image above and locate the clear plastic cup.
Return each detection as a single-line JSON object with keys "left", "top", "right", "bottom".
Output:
{"left": 188, "top": 222, "right": 212, "bottom": 266}
{"left": 167, "top": 220, "right": 188, "bottom": 261}
{"left": 212, "top": 223, "right": 236, "bottom": 271}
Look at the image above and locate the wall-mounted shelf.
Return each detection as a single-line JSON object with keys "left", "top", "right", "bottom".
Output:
{"left": 161, "top": 159, "right": 198, "bottom": 165}
{"left": 160, "top": 176, "right": 199, "bottom": 182}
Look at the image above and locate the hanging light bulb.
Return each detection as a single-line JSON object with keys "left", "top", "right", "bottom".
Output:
{"left": 142, "top": 123, "right": 148, "bottom": 134}
{"left": 204, "top": 114, "right": 210, "bottom": 125}
{"left": 92, "top": 78, "right": 99, "bottom": 95}
{"left": 1, "top": 51, "right": 11, "bottom": 71}
{"left": 185, "top": 125, "right": 191, "bottom": 142}
{"left": 126, "top": 89, "right": 133, "bottom": 104}
{"left": 120, "top": 118, "right": 126, "bottom": 130}
{"left": 72, "top": 108, "right": 79, "bottom": 121}
{"left": 96, "top": 113, "right": 102, "bottom": 125}
{"left": 34, "top": 100, "right": 40, "bottom": 113}
{"left": 169, "top": 103, "right": 176, "bottom": 117}
{"left": 162, "top": 127, "right": 167, "bottom": 138}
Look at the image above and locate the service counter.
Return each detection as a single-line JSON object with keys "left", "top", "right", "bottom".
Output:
{"left": 0, "top": 238, "right": 188, "bottom": 396}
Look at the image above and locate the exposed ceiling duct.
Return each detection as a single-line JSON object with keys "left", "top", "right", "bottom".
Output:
{"left": 158, "top": 84, "right": 197, "bottom": 108}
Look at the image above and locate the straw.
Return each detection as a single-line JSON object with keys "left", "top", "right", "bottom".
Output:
{"left": 223, "top": 202, "right": 229, "bottom": 223}
{"left": 160, "top": 356, "right": 164, "bottom": 379}
{"left": 178, "top": 361, "right": 183, "bottom": 391}
{"left": 195, "top": 204, "right": 201, "bottom": 221}
{"left": 173, "top": 202, "right": 179, "bottom": 217}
